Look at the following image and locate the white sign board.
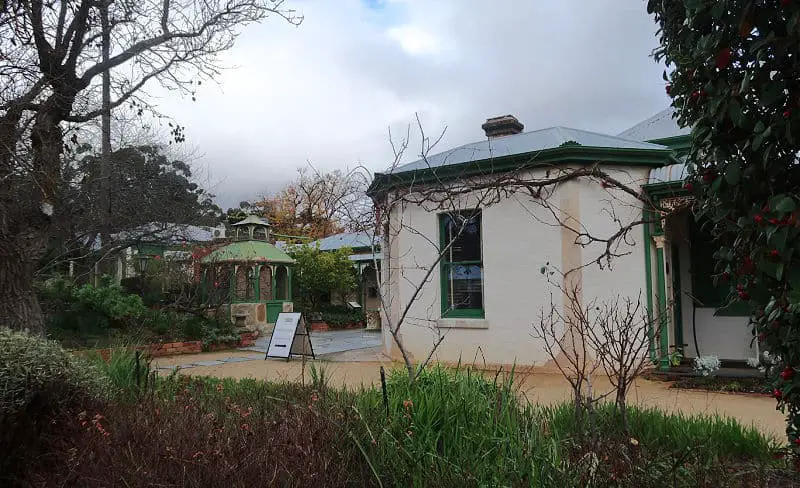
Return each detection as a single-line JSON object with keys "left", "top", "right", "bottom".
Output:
{"left": 265, "top": 312, "right": 314, "bottom": 360}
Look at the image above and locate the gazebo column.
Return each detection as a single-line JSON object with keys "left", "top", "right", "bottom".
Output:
{"left": 287, "top": 266, "right": 293, "bottom": 301}
{"left": 271, "top": 265, "right": 277, "bottom": 300}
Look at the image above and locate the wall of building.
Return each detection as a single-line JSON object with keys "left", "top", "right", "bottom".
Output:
{"left": 381, "top": 165, "right": 652, "bottom": 367}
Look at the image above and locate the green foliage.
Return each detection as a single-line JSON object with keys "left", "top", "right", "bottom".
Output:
{"left": 0, "top": 328, "right": 107, "bottom": 416}
{"left": 66, "top": 144, "right": 223, "bottom": 237}
{"left": 142, "top": 309, "right": 239, "bottom": 347}
{"left": 351, "top": 365, "right": 784, "bottom": 486}
{"left": 648, "top": 0, "right": 800, "bottom": 443}
{"left": 0, "top": 329, "right": 108, "bottom": 482}
{"left": 120, "top": 275, "right": 166, "bottom": 307}
{"left": 288, "top": 243, "right": 358, "bottom": 313}
{"left": 39, "top": 276, "right": 147, "bottom": 333}
{"left": 86, "top": 347, "right": 153, "bottom": 402}
{"left": 318, "top": 304, "right": 365, "bottom": 327}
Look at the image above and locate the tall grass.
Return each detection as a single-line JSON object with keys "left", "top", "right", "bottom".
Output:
{"left": 86, "top": 345, "right": 152, "bottom": 401}
{"left": 352, "top": 365, "right": 787, "bottom": 487}
{"left": 544, "top": 402, "right": 778, "bottom": 461}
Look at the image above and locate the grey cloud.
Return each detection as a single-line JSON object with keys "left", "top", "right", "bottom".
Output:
{"left": 159, "top": 0, "right": 670, "bottom": 209}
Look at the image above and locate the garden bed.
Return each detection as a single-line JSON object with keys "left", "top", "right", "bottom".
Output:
{"left": 669, "top": 375, "right": 772, "bottom": 396}
{"left": 4, "top": 336, "right": 797, "bottom": 488}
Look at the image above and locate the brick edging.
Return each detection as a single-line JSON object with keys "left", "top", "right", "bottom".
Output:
{"left": 74, "top": 331, "right": 258, "bottom": 361}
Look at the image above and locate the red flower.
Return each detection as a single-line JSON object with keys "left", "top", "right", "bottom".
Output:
{"left": 758, "top": 332, "right": 766, "bottom": 341}
{"left": 774, "top": 388, "right": 783, "bottom": 400}
{"left": 781, "top": 367, "right": 795, "bottom": 381}
{"left": 762, "top": 204, "right": 771, "bottom": 213}
{"left": 691, "top": 90, "right": 701, "bottom": 100}
{"left": 665, "top": 84, "right": 672, "bottom": 95}
{"left": 794, "top": 438, "right": 800, "bottom": 446}
{"left": 213, "top": 281, "right": 219, "bottom": 288}
{"left": 702, "top": 171, "right": 717, "bottom": 183}
{"left": 784, "top": 109, "right": 792, "bottom": 119}
{"left": 770, "top": 249, "right": 780, "bottom": 258}
{"left": 754, "top": 214, "right": 764, "bottom": 224}
{"left": 683, "top": 182, "right": 694, "bottom": 192}
{"left": 739, "top": 290, "right": 751, "bottom": 301}
{"left": 769, "top": 218, "right": 781, "bottom": 225}
{"left": 715, "top": 48, "right": 732, "bottom": 69}
{"left": 154, "top": 255, "right": 161, "bottom": 260}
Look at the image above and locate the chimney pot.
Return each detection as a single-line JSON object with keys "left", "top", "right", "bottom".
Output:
{"left": 482, "top": 115, "right": 524, "bottom": 139}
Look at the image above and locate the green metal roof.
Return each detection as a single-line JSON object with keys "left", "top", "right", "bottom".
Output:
{"left": 232, "top": 214, "right": 270, "bottom": 227}
{"left": 202, "top": 240, "right": 293, "bottom": 264}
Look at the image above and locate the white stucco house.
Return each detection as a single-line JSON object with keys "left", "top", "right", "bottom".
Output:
{"left": 367, "top": 110, "right": 755, "bottom": 370}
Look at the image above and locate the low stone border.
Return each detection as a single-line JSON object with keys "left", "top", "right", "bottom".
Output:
{"left": 74, "top": 331, "right": 258, "bottom": 361}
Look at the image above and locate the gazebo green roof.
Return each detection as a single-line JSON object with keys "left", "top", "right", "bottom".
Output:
{"left": 202, "top": 240, "right": 293, "bottom": 264}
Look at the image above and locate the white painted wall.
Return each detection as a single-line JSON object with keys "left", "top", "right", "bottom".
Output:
{"left": 382, "top": 165, "right": 653, "bottom": 366}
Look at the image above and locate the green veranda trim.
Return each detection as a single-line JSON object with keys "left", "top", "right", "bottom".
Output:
{"left": 369, "top": 145, "right": 677, "bottom": 196}
{"left": 643, "top": 210, "right": 656, "bottom": 363}
{"left": 655, "top": 246, "right": 670, "bottom": 371}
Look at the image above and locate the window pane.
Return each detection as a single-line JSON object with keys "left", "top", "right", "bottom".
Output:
{"left": 444, "top": 213, "right": 481, "bottom": 262}
{"left": 446, "top": 264, "right": 483, "bottom": 310}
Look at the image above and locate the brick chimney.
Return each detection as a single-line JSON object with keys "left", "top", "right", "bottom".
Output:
{"left": 481, "top": 115, "right": 524, "bottom": 139}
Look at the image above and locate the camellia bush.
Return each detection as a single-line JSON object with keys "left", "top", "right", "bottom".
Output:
{"left": 648, "top": 0, "right": 800, "bottom": 443}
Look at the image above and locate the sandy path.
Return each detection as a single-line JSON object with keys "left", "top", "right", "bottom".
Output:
{"left": 152, "top": 352, "right": 786, "bottom": 440}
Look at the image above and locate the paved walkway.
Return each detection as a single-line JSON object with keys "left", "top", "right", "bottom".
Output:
{"left": 154, "top": 329, "right": 383, "bottom": 372}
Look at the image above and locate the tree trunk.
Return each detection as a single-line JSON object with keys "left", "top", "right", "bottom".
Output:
{"left": 0, "top": 234, "right": 46, "bottom": 335}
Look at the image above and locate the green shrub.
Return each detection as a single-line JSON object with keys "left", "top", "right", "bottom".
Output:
{"left": 0, "top": 328, "right": 108, "bottom": 482}
{"left": 317, "top": 304, "right": 365, "bottom": 327}
{"left": 120, "top": 276, "right": 166, "bottom": 306}
{"left": 142, "top": 308, "right": 172, "bottom": 336}
{"left": 0, "top": 328, "right": 107, "bottom": 416}
{"left": 39, "top": 276, "right": 146, "bottom": 333}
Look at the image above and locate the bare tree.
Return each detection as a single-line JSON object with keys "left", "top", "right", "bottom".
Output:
{"left": 584, "top": 292, "right": 656, "bottom": 432}
{"left": 533, "top": 280, "right": 606, "bottom": 424}
{"left": 0, "top": 0, "right": 302, "bottom": 333}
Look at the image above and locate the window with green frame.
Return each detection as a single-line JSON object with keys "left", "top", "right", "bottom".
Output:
{"left": 439, "top": 211, "right": 484, "bottom": 318}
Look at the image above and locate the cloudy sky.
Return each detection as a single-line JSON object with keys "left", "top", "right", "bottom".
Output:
{"left": 156, "top": 0, "right": 669, "bottom": 209}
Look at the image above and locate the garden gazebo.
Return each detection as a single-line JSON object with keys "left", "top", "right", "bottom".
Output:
{"left": 201, "top": 215, "right": 294, "bottom": 333}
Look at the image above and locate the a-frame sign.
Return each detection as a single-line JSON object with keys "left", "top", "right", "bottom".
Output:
{"left": 265, "top": 312, "right": 315, "bottom": 361}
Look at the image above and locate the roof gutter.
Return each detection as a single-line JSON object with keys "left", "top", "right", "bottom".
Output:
{"left": 367, "top": 145, "right": 678, "bottom": 197}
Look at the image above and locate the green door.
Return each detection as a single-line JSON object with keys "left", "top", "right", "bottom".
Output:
{"left": 266, "top": 301, "right": 284, "bottom": 323}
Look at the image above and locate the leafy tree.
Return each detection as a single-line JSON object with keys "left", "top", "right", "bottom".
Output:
{"left": 0, "top": 0, "right": 301, "bottom": 333}
{"left": 288, "top": 243, "right": 357, "bottom": 315}
{"left": 63, "top": 144, "right": 222, "bottom": 238}
{"left": 648, "top": 0, "right": 800, "bottom": 443}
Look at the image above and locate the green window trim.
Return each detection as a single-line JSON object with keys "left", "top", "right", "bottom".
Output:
{"left": 439, "top": 210, "right": 485, "bottom": 319}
